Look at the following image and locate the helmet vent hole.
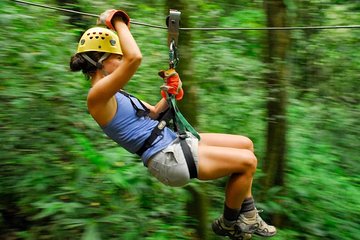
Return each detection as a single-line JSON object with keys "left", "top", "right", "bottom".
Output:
{"left": 95, "top": 36, "right": 99, "bottom": 39}
{"left": 98, "top": 45, "right": 101, "bottom": 49}
{"left": 101, "top": 37, "right": 105, "bottom": 40}
{"left": 89, "top": 37, "right": 93, "bottom": 39}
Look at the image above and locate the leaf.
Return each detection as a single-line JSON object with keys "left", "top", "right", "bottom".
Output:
{"left": 81, "top": 223, "right": 101, "bottom": 240}
{"left": 31, "top": 202, "right": 62, "bottom": 220}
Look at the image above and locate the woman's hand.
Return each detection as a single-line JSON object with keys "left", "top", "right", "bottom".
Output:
{"left": 159, "top": 68, "right": 184, "bottom": 101}
{"left": 97, "top": 9, "right": 130, "bottom": 30}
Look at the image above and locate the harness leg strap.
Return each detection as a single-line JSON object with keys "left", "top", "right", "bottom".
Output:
{"left": 179, "top": 137, "right": 198, "bottom": 179}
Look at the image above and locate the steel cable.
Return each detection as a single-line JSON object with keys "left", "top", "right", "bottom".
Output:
{"left": 13, "top": 0, "right": 360, "bottom": 31}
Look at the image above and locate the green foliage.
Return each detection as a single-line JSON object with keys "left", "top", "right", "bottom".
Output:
{"left": 1, "top": 0, "right": 359, "bottom": 240}
{"left": 283, "top": 98, "right": 360, "bottom": 239}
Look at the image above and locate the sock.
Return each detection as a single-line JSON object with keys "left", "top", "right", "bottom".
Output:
{"left": 240, "top": 197, "right": 255, "bottom": 214}
{"left": 223, "top": 202, "right": 240, "bottom": 226}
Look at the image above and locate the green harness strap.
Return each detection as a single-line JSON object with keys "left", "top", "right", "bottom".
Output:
{"left": 167, "top": 94, "right": 199, "bottom": 179}
{"left": 168, "top": 95, "right": 200, "bottom": 140}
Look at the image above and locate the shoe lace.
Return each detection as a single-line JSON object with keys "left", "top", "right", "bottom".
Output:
{"left": 256, "top": 209, "right": 264, "bottom": 224}
{"left": 255, "top": 209, "right": 273, "bottom": 231}
{"left": 229, "top": 224, "right": 247, "bottom": 239}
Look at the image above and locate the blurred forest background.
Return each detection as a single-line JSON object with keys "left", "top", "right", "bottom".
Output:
{"left": 1, "top": 0, "right": 359, "bottom": 239}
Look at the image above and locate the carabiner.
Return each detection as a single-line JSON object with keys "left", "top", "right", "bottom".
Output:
{"left": 169, "top": 40, "right": 179, "bottom": 68}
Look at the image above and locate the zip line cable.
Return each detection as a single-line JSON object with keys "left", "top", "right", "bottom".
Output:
{"left": 13, "top": 0, "right": 360, "bottom": 31}
{"left": 12, "top": 0, "right": 167, "bottom": 29}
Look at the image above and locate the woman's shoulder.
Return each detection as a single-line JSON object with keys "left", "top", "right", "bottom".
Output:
{"left": 87, "top": 90, "right": 118, "bottom": 127}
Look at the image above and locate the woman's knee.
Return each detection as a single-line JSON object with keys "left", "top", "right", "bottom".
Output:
{"left": 242, "top": 136, "right": 254, "bottom": 152}
{"left": 242, "top": 151, "right": 257, "bottom": 174}
{"left": 227, "top": 149, "right": 257, "bottom": 174}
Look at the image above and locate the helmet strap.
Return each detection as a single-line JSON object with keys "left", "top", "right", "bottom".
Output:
{"left": 81, "top": 53, "right": 111, "bottom": 76}
{"left": 98, "top": 53, "right": 111, "bottom": 65}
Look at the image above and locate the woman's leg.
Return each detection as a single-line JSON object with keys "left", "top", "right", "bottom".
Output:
{"left": 197, "top": 145, "right": 257, "bottom": 209}
{"left": 200, "top": 133, "right": 254, "bottom": 152}
{"left": 198, "top": 133, "right": 277, "bottom": 237}
{"left": 198, "top": 133, "right": 256, "bottom": 207}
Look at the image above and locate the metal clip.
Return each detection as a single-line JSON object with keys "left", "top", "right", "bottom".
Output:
{"left": 167, "top": 9, "right": 181, "bottom": 47}
{"left": 167, "top": 9, "right": 181, "bottom": 68}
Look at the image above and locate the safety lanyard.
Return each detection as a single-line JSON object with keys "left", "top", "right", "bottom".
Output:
{"left": 165, "top": 10, "right": 200, "bottom": 140}
{"left": 169, "top": 97, "right": 200, "bottom": 140}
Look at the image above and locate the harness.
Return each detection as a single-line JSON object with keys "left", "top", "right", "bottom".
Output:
{"left": 134, "top": 10, "right": 200, "bottom": 179}
{"left": 119, "top": 88, "right": 199, "bottom": 179}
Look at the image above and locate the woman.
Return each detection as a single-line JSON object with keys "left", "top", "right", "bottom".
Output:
{"left": 70, "top": 9, "right": 276, "bottom": 240}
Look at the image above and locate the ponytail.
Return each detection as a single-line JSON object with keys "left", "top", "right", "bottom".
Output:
{"left": 69, "top": 52, "right": 104, "bottom": 79}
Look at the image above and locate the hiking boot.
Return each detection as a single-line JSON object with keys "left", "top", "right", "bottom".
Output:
{"left": 212, "top": 215, "right": 252, "bottom": 240}
{"left": 238, "top": 209, "right": 277, "bottom": 237}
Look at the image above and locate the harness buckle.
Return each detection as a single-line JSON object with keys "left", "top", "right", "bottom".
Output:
{"left": 179, "top": 132, "right": 188, "bottom": 140}
{"left": 158, "top": 120, "right": 167, "bottom": 130}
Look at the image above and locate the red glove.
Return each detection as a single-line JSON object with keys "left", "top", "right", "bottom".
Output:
{"left": 162, "top": 88, "right": 184, "bottom": 101}
{"left": 159, "top": 69, "right": 184, "bottom": 101}
{"left": 98, "top": 9, "right": 130, "bottom": 30}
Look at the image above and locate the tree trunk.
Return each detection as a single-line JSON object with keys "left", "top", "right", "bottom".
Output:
{"left": 166, "top": 0, "right": 208, "bottom": 240}
{"left": 263, "top": 0, "right": 290, "bottom": 226}
{"left": 165, "top": 1, "right": 207, "bottom": 239}
{"left": 185, "top": 185, "right": 209, "bottom": 240}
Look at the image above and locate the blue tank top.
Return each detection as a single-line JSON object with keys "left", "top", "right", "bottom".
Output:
{"left": 101, "top": 91, "right": 177, "bottom": 166}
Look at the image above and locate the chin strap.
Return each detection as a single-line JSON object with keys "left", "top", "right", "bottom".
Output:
{"left": 81, "top": 52, "right": 111, "bottom": 76}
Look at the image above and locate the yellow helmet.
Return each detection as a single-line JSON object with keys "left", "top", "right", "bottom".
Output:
{"left": 77, "top": 27, "right": 122, "bottom": 55}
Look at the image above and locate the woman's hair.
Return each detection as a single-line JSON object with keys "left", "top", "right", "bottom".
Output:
{"left": 69, "top": 51, "right": 104, "bottom": 79}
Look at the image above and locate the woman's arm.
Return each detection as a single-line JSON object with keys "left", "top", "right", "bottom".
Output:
{"left": 88, "top": 18, "right": 142, "bottom": 105}
{"left": 142, "top": 98, "right": 169, "bottom": 120}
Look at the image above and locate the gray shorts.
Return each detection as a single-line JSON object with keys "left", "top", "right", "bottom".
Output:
{"left": 147, "top": 133, "right": 199, "bottom": 187}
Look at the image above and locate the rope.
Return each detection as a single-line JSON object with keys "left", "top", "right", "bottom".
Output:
{"left": 13, "top": 0, "right": 360, "bottom": 31}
